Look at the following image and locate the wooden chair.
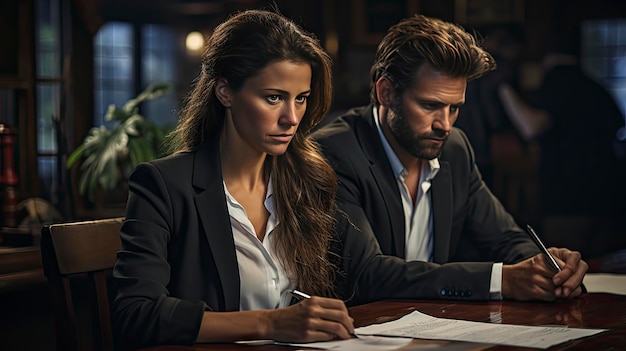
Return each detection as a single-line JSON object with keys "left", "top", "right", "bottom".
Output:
{"left": 40, "top": 217, "right": 124, "bottom": 351}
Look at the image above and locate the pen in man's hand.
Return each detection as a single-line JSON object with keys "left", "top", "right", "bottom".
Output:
{"left": 288, "top": 289, "right": 359, "bottom": 338}
{"left": 526, "top": 224, "right": 562, "bottom": 272}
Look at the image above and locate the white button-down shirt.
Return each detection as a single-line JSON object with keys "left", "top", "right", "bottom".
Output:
{"left": 373, "top": 107, "right": 502, "bottom": 298}
{"left": 374, "top": 108, "right": 438, "bottom": 261}
{"left": 224, "top": 178, "right": 294, "bottom": 310}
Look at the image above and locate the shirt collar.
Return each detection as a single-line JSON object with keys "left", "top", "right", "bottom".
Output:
{"left": 224, "top": 174, "right": 278, "bottom": 230}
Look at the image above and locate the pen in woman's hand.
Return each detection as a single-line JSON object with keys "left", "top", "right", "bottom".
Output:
{"left": 289, "top": 289, "right": 311, "bottom": 301}
{"left": 526, "top": 225, "right": 562, "bottom": 273}
{"left": 288, "top": 289, "right": 359, "bottom": 339}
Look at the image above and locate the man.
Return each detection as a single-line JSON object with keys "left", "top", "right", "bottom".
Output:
{"left": 313, "top": 14, "right": 587, "bottom": 301}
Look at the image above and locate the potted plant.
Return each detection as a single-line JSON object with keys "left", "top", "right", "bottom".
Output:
{"left": 67, "top": 83, "right": 173, "bottom": 203}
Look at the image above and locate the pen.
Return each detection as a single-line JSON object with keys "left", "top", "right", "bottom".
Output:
{"left": 525, "top": 224, "right": 562, "bottom": 272}
{"left": 289, "top": 289, "right": 311, "bottom": 300}
{"left": 288, "top": 289, "right": 359, "bottom": 338}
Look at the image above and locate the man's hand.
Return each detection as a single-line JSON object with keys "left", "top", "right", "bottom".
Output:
{"left": 502, "top": 248, "right": 588, "bottom": 301}
{"left": 549, "top": 247, "right": 588, "bottom": 298}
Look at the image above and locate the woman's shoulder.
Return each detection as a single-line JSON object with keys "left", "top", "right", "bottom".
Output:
{"left": 132, "top": 150, "right": 197, "bottom": 181}
{"left": 152, "top": 149, "right": 195, "bottom": 165}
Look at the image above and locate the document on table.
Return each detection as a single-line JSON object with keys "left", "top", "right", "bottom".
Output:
{"left": 583, "top": 273, "right": 626, "bottom": 295}
{"left": 355, "top": 310, "right": 607, "bottom": 349}
{"left": 282, "top": 335, "right": 412, "bottom": 351}
{"left": 283, "top": 336, "right": 491, "bottom": 351}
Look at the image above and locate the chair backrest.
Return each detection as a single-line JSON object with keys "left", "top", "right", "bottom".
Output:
{"left": 40, "top": 217, "right": 124, "bottom": 351}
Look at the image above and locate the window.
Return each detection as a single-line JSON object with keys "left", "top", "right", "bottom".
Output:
{"left": 94, "top": 22, "right": 178, "bottom": 128}
{"left": 142, "top": 24, "right": 178, "bottom": 126}
{"left": 94, "top": 22, "right": 135, "bottom": 128}
{"left": 34, "top": 2, "right": 180, "bottom": 206}
{"left": 35, "top": 0, "right": 63, "bottom": 203}
{"left": 582, "top": 19, "right": 626, "bottom": 124}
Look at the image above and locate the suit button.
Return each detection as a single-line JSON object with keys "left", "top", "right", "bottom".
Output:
{"left": 440, "top": 289, "right": 447, "bottom": 296}
{"left": 467, "top": 290, "right": 472, "bottom": 297}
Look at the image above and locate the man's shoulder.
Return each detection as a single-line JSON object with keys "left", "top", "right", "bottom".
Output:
{"left": 440, "top": 127, "right": 473, "bottom": 161}
{"left": 312, "top": 106, "right": 371, "bottom": 137}
{"left": 311, "top": 106, "right": 373, "bottom": 150}
{"left": 446, "top": 128, "right": 469, "bottom": 146}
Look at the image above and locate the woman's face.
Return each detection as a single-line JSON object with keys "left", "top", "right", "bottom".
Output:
{"left": 222, "top": 60, "right": 312, "bottom": 157}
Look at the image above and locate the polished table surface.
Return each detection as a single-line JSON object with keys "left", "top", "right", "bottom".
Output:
{"left": 0, "top": 245, "right": 45, "bottom": 293}
{"left": 139, "top": 292, "right": 626, "bottom": 350}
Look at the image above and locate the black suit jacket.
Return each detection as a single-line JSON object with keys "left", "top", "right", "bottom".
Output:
{"left": 313, "top": 106, "right": 540, "bottom": 281}
{"left": 113, "top": 124, "right": 538, "bottom": 349}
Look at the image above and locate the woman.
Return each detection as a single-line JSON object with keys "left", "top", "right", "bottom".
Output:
{"left": 112, "top": 9, "right": 354, "bottom": 348}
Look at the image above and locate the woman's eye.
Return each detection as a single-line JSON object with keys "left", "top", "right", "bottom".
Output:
{"left": 266, "top": 95, "right": 281, "bottom": 104}
{"left": 295, "top": 95, "right": 308, "bottom": 104}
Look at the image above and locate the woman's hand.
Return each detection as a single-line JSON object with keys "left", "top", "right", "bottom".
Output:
{"left": 265, "top": 296, "right": 355, "bottom": 342}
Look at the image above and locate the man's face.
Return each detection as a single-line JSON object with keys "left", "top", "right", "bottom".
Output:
{"left": 381, "top": 64, "right": 467, "bottom": 160}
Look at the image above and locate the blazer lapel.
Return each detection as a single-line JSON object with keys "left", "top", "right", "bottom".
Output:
{"left": 431, "top": 160, "right": 453, "bottom": 263}
{"left": 357, "top": 107, "right": 406, "bottom": 257}
{"left": 192, "top": 139, "right": 240, "bottom": 311}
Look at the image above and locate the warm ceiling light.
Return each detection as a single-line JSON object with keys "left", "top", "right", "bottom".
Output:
{"left": 186, "top": 31, "right": 204, "bottom": 51}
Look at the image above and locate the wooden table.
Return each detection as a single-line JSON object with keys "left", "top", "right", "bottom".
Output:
{"left": 0, "top": 245, "right": 45, "bottom": 293}
{"left": 139, "top": 292, "right": 626, "bottom": 350}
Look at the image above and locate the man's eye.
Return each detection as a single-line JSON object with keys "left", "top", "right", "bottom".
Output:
{"left": 266, "top": 95, "right": 281, "bottom": 104}
{"left": 450, "top": 105, "right": 460, "bottom": 113}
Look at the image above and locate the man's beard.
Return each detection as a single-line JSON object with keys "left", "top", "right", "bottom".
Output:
{"left": 386, "top": 105, "right": 448, "bottom": 160}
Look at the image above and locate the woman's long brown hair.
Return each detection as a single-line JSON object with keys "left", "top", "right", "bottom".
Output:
{"left": 166, "top": 9, "right": 337, "bottom": 296}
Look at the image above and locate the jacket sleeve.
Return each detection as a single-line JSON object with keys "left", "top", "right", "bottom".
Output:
{"left": 337, "top": 205, "right": 494, "bottom": 305}
{"left": 112, "top": 163, "right": 205, "bottom": 349}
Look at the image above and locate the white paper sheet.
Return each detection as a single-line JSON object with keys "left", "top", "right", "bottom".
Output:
{"left": 355, "top": 310, "right": 607, "bottom": 349}
{"left": 282, "top": 335, "right": 413, "bottom": 350}
{"left": 288, "top": 339, "right": 496, "bottom": 351}
{"left": 262, "top": 336, "right": 491, "bottom": 351}
{"left": 583, "top": 273, "right": 626, "bottom": 295}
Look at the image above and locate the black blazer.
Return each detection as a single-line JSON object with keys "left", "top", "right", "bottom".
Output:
{"left": 313, "top": 106, "right": 540, "bottom": 279}
{"left": 113, "top": 124, "right": 538, "bottom": 349}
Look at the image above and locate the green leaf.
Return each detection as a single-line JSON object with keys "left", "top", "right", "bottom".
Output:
{"left": 123, "top": 83, "right": 172, "bottom": 112}
{"left": 105, "top": 104, "right": 130, "bottom": 122}
{"left": 66, "top": 144, "right": 86, "bottom": 168}
{"left": 68, "top": 82, "right": 172, "bottom": 201}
